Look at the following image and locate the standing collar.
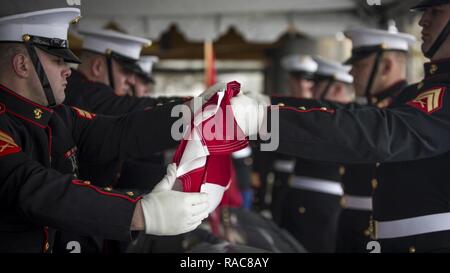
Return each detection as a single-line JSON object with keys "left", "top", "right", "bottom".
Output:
{"left": 370, "top": 80, "right": 408, "bottom": 107}
{"left": 374, "top": 80, "right": 408, "bottom": 101}
{"left": 69, "top": 69, "right": 89, "bottom": 83}
{"left": 424, "top": 58, "right": 450, "bottom": 79}
{"left": 67, "top": 69, "right": 115, "bottom": 93}
{"left": 0, "top": 84, "right": 53, "bottom": 128}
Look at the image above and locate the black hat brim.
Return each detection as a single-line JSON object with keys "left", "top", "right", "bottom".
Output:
{"left": 137, "top": 73, "right": 155, "bottom": 84}
{"left": 118, "top": 58, "right": 155, "bottom": 84}
{"left": 36, "top": 45, "right": 81, "bottom": 64}
{"left": 344, "top": 45, "right": 384, "bottom": 65}
{"left": 313, "top": 73, "right": 333, "bottom": 82}
{"left": 344, "top": 52, "right": 378, "bottom": 65}
{"left": 345, "top": 47, "right": 409, "bottom": 65}
{"left": 118, "top": 59, "right": 142, "bottom": 74}
{"left": 289, "top": 71, "right": 316, "bottom": 80}
{"left": 411, "top": 0, "right": 449, "bottom": 11}
{"left": 108, "top": 52, "right": 142, "bottom": 74}
{"left": 344, "top": 54, "right": 368, "bottom": 65}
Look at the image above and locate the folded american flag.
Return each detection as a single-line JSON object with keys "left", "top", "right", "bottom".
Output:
{"left": 173, "top": 81, "right": 249, "bottom": 213}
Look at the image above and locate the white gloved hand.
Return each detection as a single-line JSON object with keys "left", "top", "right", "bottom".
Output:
{"left": 199, "top": 82, "right": 227, "bottom": 102}
{"left": 231, "top": 93, "right": 267, "bottom": 137}
{"left": 244, "top": 91, "right": 271, "bottom": 107}
{"left": 141, "top": 163, "right": 209, "bottom": 236}
{"left": 189, "top": 82, "right": 227, "bottom": 114}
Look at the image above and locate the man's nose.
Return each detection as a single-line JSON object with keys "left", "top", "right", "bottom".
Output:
{"left": 127, "top": 74, "right": 136, "bottom": 85}
{"left": 418, "top": 10, "right": 431, "bottom": 27}
{"left": 62, "top": 64, "right": 71, "bottom": 79}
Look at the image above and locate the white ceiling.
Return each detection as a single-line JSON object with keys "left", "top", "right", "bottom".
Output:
{"left": 2, "top": 0, "right": 416, "bottom": 43}
{"left": 81, "top": 0, "right": 356, "bottom": 16}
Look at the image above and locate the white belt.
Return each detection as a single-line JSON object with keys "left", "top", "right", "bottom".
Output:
{"left": 372, "top": 212, "right": 450, "bottom": 240}
{"left": 273, "top": 159, "right": 295, "bottom": 173}
{"left": 290, "top": 176, "right": 343, "bottom": 196}
{"left": 341, "top": 195, "right": 372, "bottom": 211}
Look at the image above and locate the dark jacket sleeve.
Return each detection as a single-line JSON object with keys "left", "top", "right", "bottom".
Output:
{"left": 271, "top": 85, "right": 450, "bottom": 164}
{"left": 67, "top": 80, "right": 188, "bottom": 115}
{"left": 0, "top": 121, "right": 139, "bottom": 241}
{"left": 271, "top": 96, "right": 365, "bottom": 110}
{"left": 60, "top": 102, "right": 182, "bottom": 165}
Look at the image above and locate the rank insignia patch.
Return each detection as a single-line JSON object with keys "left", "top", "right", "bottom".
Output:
{"left": 0, "top": 130, "right": 21, "bottom": 157}
{"left": 407, "top": 87, "right": 446, "bottom": 114}
{"left": 71, "top": 107, "right": 96, "bottom": 120}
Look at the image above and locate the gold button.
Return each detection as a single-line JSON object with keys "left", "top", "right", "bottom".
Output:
{"left": 298, "top": 207, "right": 306, "bottom": 214}
{"left": 277, "top": 103, "right": 285, "bottom": 107}
{"left": 34, "top": 108, "right": 43, "bottom": 119}
{"left": 22, "top": 34, "right": 31, "bottom": 42}
{"left": 127, "top": 191, "right": 134, "bottom": 197}
{"left": 430, "top": 64, "right": 438, "bottom": 75}
{"left": 364, "top": 229, "right": 371, "bottom": 237}
{"left": 409, "top": 246, "right": 416, "bottom": 253}
{"left": 105, "top": 48, "right": 112, "bottom": 55}
{"left": 340, "top": 197, "right": 347, "bottom": 208}
{"left": 368, "top": 219, "right": 376, "bottom": 240}
{"left": 84, "top": 181, "right": 91, "bottom": 185}
{"left": 70, "top": 16, "right": 82, "bottom": 24}
{"left": 104, "top": 187, "right": 112, "bottom": 192}
{"left": 339, "top": 166, "right": 346, "bottom": 176}
{"left": 298, "top": 106, "right": 306, "bottom": 110}
{"left": 371, "top": 178, "right": 378, "bottom": 190}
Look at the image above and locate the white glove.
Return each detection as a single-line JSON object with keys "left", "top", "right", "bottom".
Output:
{"left": 189, "top": 82, "right": 227, "bottom": 113}
{"left": 244, "top": 91, "right": 271, "bottom": 107}
{"left": 231, "top": 93, "right": 267, "bottom": 137}
{"left": 141, "top": 164, "right": 209, "bottom": 236}
{"left": 199, "top": 82, "right": 227, "bottom": 102}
